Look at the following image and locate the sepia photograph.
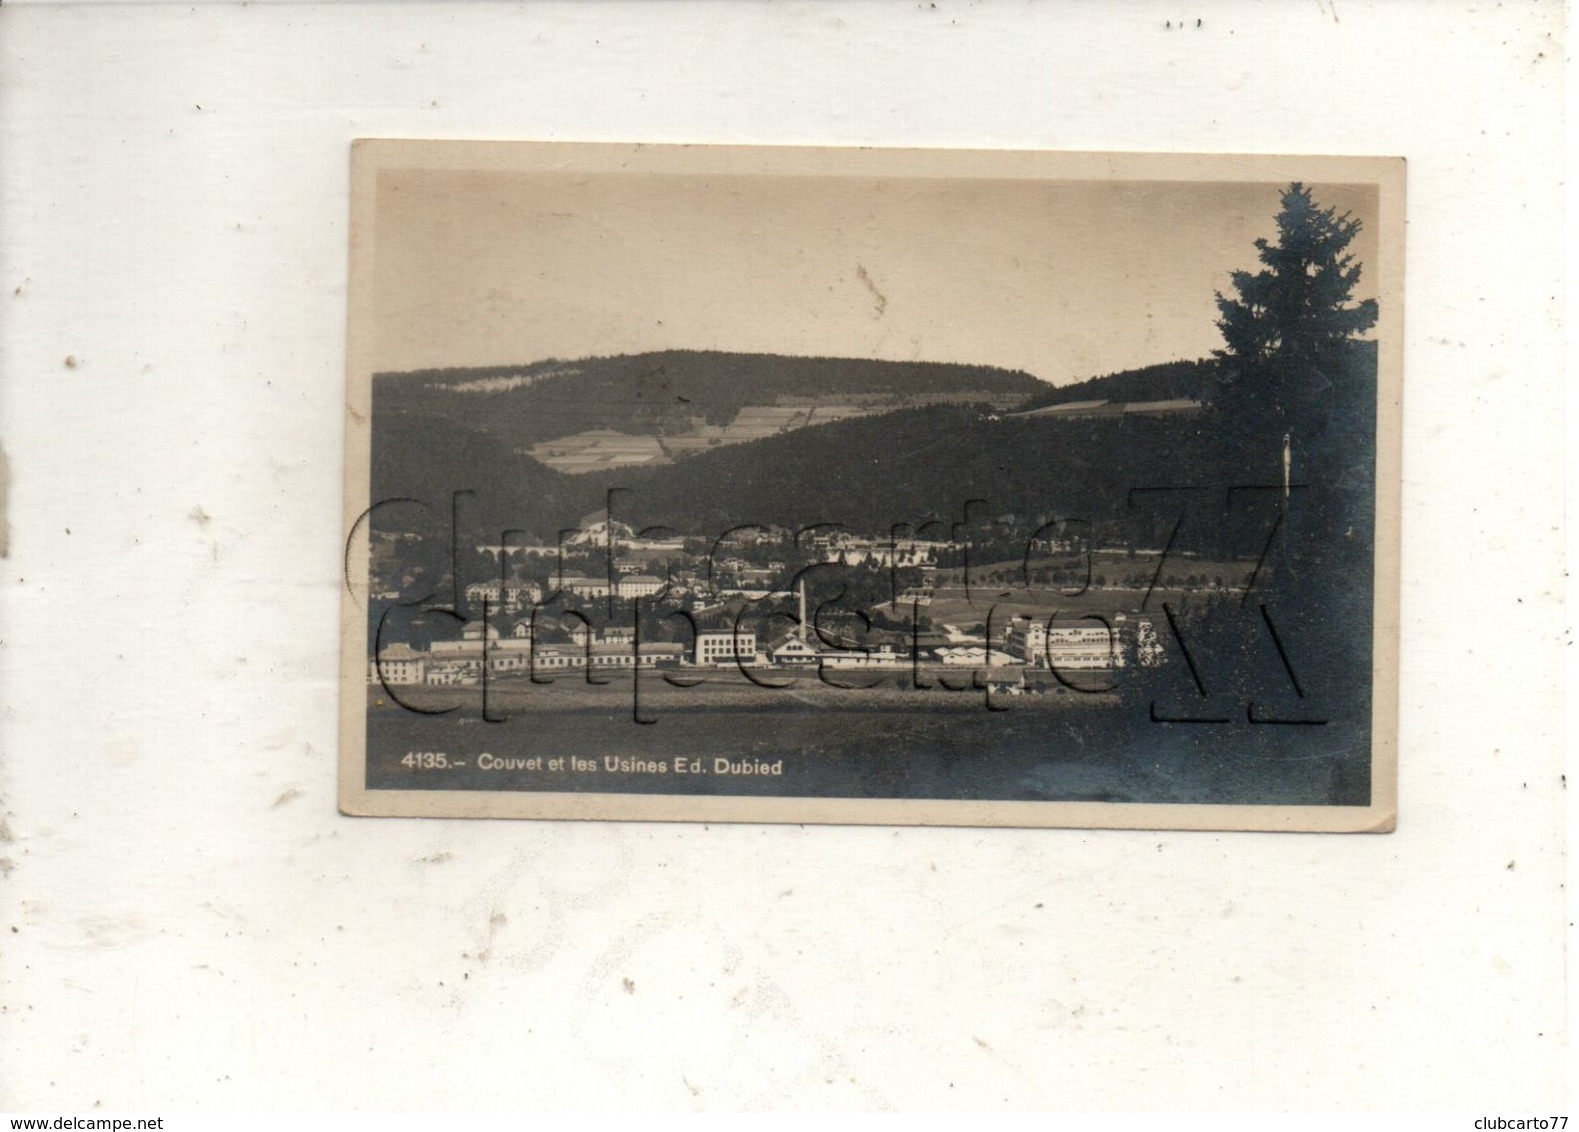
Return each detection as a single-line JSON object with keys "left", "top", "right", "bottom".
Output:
{"left": 340, "top": 141, "right": 1402, "bottom": 830}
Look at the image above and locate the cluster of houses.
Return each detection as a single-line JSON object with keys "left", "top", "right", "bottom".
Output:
{"left": 370, "top": 515, "right": 1174, "bottom": 692}
{"left": 462, "top": 573, "right": 667, "bottom": 606}
{"left": 369, "top": 620, "right": 692, "bottom": 687}
{"left": 461, "top": 512, "right": 948, "bottom": 607}
{"left": 369, "top": 584, "right": 1164, "bottom": 689}
{"left": 372, "top": 510, "right": 961, "bottom": 619}
{"left": 548, "top": 574, "right": 667, "bottom": 600}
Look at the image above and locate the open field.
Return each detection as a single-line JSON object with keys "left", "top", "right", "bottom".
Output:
{"left": 919, "top": 586, "right": 1209, "bottom": 629}
{"left": 363, "top": 670, "right": 1369, "bottom": 807}
{"left": 373, "top": 667, "right": 1120, "bottom": 715}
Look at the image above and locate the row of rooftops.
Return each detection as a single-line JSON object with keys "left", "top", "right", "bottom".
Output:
{"left": 373, "top": 644, "right": 1078, "bottom": 691}
{"left": 381, "top": 641, "right": 686, "bottom": 661}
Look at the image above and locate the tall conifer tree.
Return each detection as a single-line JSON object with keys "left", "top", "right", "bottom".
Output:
{"left": 1213, "top": 184, "right": 1378, "bottom": 412}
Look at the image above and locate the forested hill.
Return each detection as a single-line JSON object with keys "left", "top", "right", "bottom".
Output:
{"left": 614, "top": 403, "right": 1228, "bottom": 540}
{"left": 1016, "top": 358, "right": 1221, "bottom": 411}
{"left": 369, "top": 343, "right": 1376, "bottom": 555}
{"left": 371, "top": 399, "right": 1226, "bottom": 547}
{"left": 373, "top": 350, "right": 1048, "bottom": 446}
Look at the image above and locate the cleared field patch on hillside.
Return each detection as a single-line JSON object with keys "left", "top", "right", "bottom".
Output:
{"left": 526, "top": 391, "right": 1016, "bottom": 473}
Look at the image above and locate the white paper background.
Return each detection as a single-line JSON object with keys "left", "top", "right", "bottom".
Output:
{"left": 0, "top": 0, "right": 1566, "bottom": 1112}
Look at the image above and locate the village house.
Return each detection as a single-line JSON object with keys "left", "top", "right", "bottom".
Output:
{"left": 429, "top": 621, "right": 497, "bottom": 657}
{"left": 832, "top": 545, "right": 928, "bottom": 568}
{"left": 425, "top": 657, "right": 481, "bottom": 685}
{"left": 464, "top": 579, "right": 542, "bottom": 611}
{"left": 1007, "top": 616, "right": 1123, "bottom": 670}
{"left": 980, "top": 666, "right": 1027, "bottom": 696}
{"left": 615, "top": 574, "right": 665, "bottom": 600}
{"left": 475, "top": 541, "right": 553, "bottom": 560}
{"left": 557, "top": 575, "right": 612, "bottom": 599}
{"left": 765, "top": 581, "right": 828, "bottom": 667}
{"left": 693, "top": 630, "right": 759, "bottom": 667}
{"left": 767, "top": 634, "right": 820, "bottom": 666}
{"left": 421, "top": 621, "right": 539, "bottom": 677}
{"left": 530, "top": 642, "right": 685, "bottom": 673}
{"left": 820, "top": 644, "right": 907, "bottom": 668}
{"left": 933, "top": 645, "right": 1018, "bottom": 667}
{"left": 366, "top": 643, "right": 427, "bottom": 686}
{"left": 484, "top": 638, "right": 536, "bottom": 675}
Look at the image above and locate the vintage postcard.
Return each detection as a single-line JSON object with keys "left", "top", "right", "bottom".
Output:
{"left": 340, "top": 141, "right": 1402, "bottom": 831}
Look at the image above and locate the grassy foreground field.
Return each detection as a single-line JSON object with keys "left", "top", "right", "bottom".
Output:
{"left": 362, "top": 663, "right": 1365, "bottom": 807}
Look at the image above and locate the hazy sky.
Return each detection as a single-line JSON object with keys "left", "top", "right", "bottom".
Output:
{"left": 371, "top": 168, "right": 1380, "bottom": 386}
